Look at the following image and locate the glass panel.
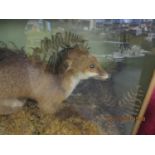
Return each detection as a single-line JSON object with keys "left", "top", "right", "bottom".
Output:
{"left": 0, "top": 19, "right": 154, "bottom": 134}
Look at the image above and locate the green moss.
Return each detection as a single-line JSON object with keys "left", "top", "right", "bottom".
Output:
{"left": 0, "top": 105, "right": 102, "bottom": 135}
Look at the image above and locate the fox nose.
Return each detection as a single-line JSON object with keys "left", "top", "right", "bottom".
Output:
{"left": 102, "top": 73, "right": 109, "bottom": 80}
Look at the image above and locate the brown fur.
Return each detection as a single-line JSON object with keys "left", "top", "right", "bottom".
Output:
{"left": 0, "top": 47, "right": 108, "bottom": 114}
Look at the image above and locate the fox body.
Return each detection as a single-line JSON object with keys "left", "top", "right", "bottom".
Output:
{"left": 0, "top": 47, "right": 108, "bottom": 114}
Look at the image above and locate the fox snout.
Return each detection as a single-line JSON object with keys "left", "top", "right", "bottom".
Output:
{"left": 95, "top": 72, "right": 109, "bottom": 80}
{"left": 95, "top": 68, "right": 109, "bottom": 80}
{"left": 99, "top": 72, "right": 109, "bottom": 80}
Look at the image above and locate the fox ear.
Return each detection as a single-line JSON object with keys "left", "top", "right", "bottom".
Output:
{"left": 64, "top": 60, "right": 72, "bottom": 72}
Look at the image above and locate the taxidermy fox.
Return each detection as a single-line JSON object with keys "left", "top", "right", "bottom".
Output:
{"left": 0, "top": 33, "right": 109, "bottom": 114}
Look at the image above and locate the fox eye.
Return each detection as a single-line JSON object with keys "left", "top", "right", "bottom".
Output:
{"left": 89, "top": 64, "right": 95, "bottom": 68}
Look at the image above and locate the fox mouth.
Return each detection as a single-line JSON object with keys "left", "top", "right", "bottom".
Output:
{"left": 93, "top": 73, "right": 109, "bottom": 80}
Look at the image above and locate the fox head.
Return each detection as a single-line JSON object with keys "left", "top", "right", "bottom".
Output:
{"left": 63, "top": 47, "right": 109, "bottom": 81}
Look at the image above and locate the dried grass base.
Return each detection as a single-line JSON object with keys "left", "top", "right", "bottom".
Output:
{"left": 0, "top": 104, "right": 104, "bottom": 135}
